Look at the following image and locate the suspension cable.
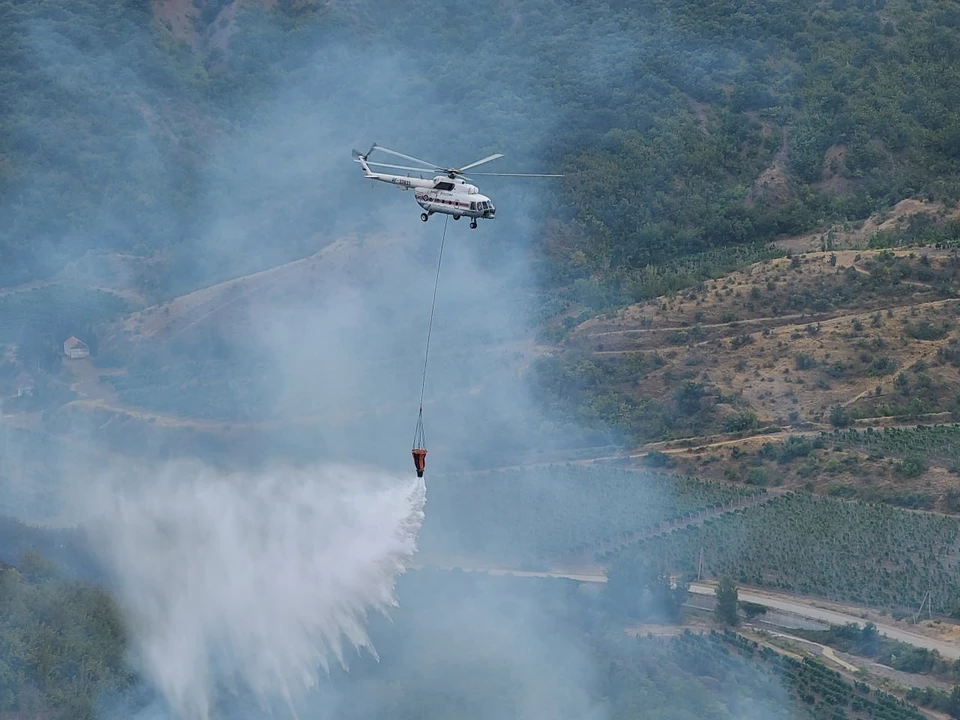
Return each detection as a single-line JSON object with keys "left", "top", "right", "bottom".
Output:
{"left": 413, "top": 214, "right": 449, "bottom": 449}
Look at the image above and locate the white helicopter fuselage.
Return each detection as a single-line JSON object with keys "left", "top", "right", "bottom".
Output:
{"left": 413, "top": 180, "right": 496, "bottom": 221}
{"left": 356, "top": 155, "right": 496, "bottom": 224}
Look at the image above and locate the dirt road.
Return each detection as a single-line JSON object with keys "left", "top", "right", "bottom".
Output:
{"left": 423, "top": 565, "right": 960, "bottom": 659}
{"left": 687, "top": 583, "right": 960, "bottom": 659}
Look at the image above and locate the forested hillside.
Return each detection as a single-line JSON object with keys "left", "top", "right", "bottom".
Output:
{"left": 0, "top": 550, "right": 132, "bottom": 718}
{"left": 0, "top": 0, "right": 207, "bottom": 286}
{"left": 3, "top": 0, "right": 960, "bottom": 300}
{"left": 4, "top": 0, "right": 960, "bottom": 487}
{"left": 543, "top": 0, "right": 960, "bottom": 302}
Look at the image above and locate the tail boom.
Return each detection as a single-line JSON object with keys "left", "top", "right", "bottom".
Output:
{"left": 354, "top": 159, "right": 433, "bottom": 191}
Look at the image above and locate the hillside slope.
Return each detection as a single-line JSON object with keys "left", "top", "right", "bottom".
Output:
{"left": 4, "top": 0, "right": 960, "bottom": 498}
{"left": 14, "top": 207, "right": 959, "bottom": 501}
{"left": 5, "top": 0, "right": 960, "bottom": 305}
{"left": 534, "top": 198, "right": 960, "bottom": 510}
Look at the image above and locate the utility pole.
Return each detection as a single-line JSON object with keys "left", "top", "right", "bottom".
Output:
{"left": 914, "top": 590, "right": 929, "bottom": 624}
{"left": 697, "top": 545, "right": 704, "bottom": 582}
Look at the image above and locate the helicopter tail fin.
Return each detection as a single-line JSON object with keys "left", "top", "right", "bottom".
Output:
{"left": 352, "top": 148, "right": 375, "bottom": 177}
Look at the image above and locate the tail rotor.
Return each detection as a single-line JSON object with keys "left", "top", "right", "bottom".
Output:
{"left": 351, "top": 143, "right": 377, "bottom": 162}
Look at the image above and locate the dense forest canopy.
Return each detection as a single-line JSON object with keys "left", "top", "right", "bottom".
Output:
{"left": 2, "top": 0, "right": 959, "bottom": 302}
{"left": 0, "top": 549, "right": 132, "bottom": 719}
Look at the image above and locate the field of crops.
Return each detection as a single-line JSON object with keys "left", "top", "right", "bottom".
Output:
{"left": 825, "top": 425, "right": 960, "bottom": 468}
{"left": 626, "top": 628, "right": 928, "bottom": 720}
{"left": 610, "top": 492, "right": 960, "bottom": 615}
{"left": 416, "top": 465, "right": 765, "bottom": 565}
{"left": 712, "top": 630, "right": 926, "bottom": 720}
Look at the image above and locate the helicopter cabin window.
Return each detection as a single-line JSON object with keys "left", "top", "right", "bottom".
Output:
{"left": 470, "top": 202, "right": 476, "bottom": 210}
{"left": 434, "top": 181, "right": 455, "bottom": 191}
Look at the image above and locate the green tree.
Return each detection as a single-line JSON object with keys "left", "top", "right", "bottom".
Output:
{"left": 674, "top": 382, "right": 706, "bottom": 416}
{"left": 829, "top": 405, "right": 852, "bottom": 428}
{"left": 900, "top": 453, "right": 929, "bottom": 478}
{"left": 948, "top": 685, "right": 960, "bottom": 719}
{"left": 859, "top": 622, "right": 880, "bottom": 656}
{"left": 604, "top": 561, "right": 688, "bottom": 624}
{"left": 715, "top": 576, "right": 740, "bottom": 626}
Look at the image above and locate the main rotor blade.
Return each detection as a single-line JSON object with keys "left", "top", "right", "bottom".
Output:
{"left": 467, "top": 172, "right": 565, "bottom": 177}
{"left": 370, "top": 145, "right": 441, "bottom": 170}
{"left": 456, "top": 153, "right": 505, "bottom": 173}
{"left": 364, "top": 161, "right": 436, "bottom": 173}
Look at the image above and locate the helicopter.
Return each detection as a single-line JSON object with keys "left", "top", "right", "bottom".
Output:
{"left": 352, "top": 143, "right": 562, "bottom": 229}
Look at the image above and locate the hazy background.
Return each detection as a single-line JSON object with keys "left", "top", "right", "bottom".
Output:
{"left": 4, "top": 7, "right": 615, "bottom": 719}
{"left": 0, "top": 2, "right": 820, "bottom": 718}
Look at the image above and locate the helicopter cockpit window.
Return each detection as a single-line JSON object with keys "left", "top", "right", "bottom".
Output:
{"left": 434, "top": 181, "right": 455, "bottom": 191}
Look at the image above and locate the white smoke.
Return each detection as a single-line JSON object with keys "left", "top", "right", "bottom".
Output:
{"left": 82, "top": 460, "right": 426, "bottom": 720}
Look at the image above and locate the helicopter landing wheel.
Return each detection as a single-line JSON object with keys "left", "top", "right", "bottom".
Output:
{"left": 470, "top": 220, "right": 478, "bottom": 229}
{"left": 420, "top": 213, "right": 429, "bottom": 222}
{"left": 453, "top": 215, "right": 461, "bottom": 220}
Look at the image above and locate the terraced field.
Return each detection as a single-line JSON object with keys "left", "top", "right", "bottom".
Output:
{"left": 610, "top": 492, "right": 960, "bottom": 616}
{"left": 416, "top": 465, "right": 766, "bottom": 566}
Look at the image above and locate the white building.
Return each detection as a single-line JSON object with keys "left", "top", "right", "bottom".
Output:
{"left": 63, "top": 336, "right": 89, "bottom": 359}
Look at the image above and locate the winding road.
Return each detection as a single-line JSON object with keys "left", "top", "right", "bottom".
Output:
{"left": 686, "top": 583, "right": 960, "bottom": 660}
{"left": 431, "top": 565, "right": 960, "bottom": 659}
